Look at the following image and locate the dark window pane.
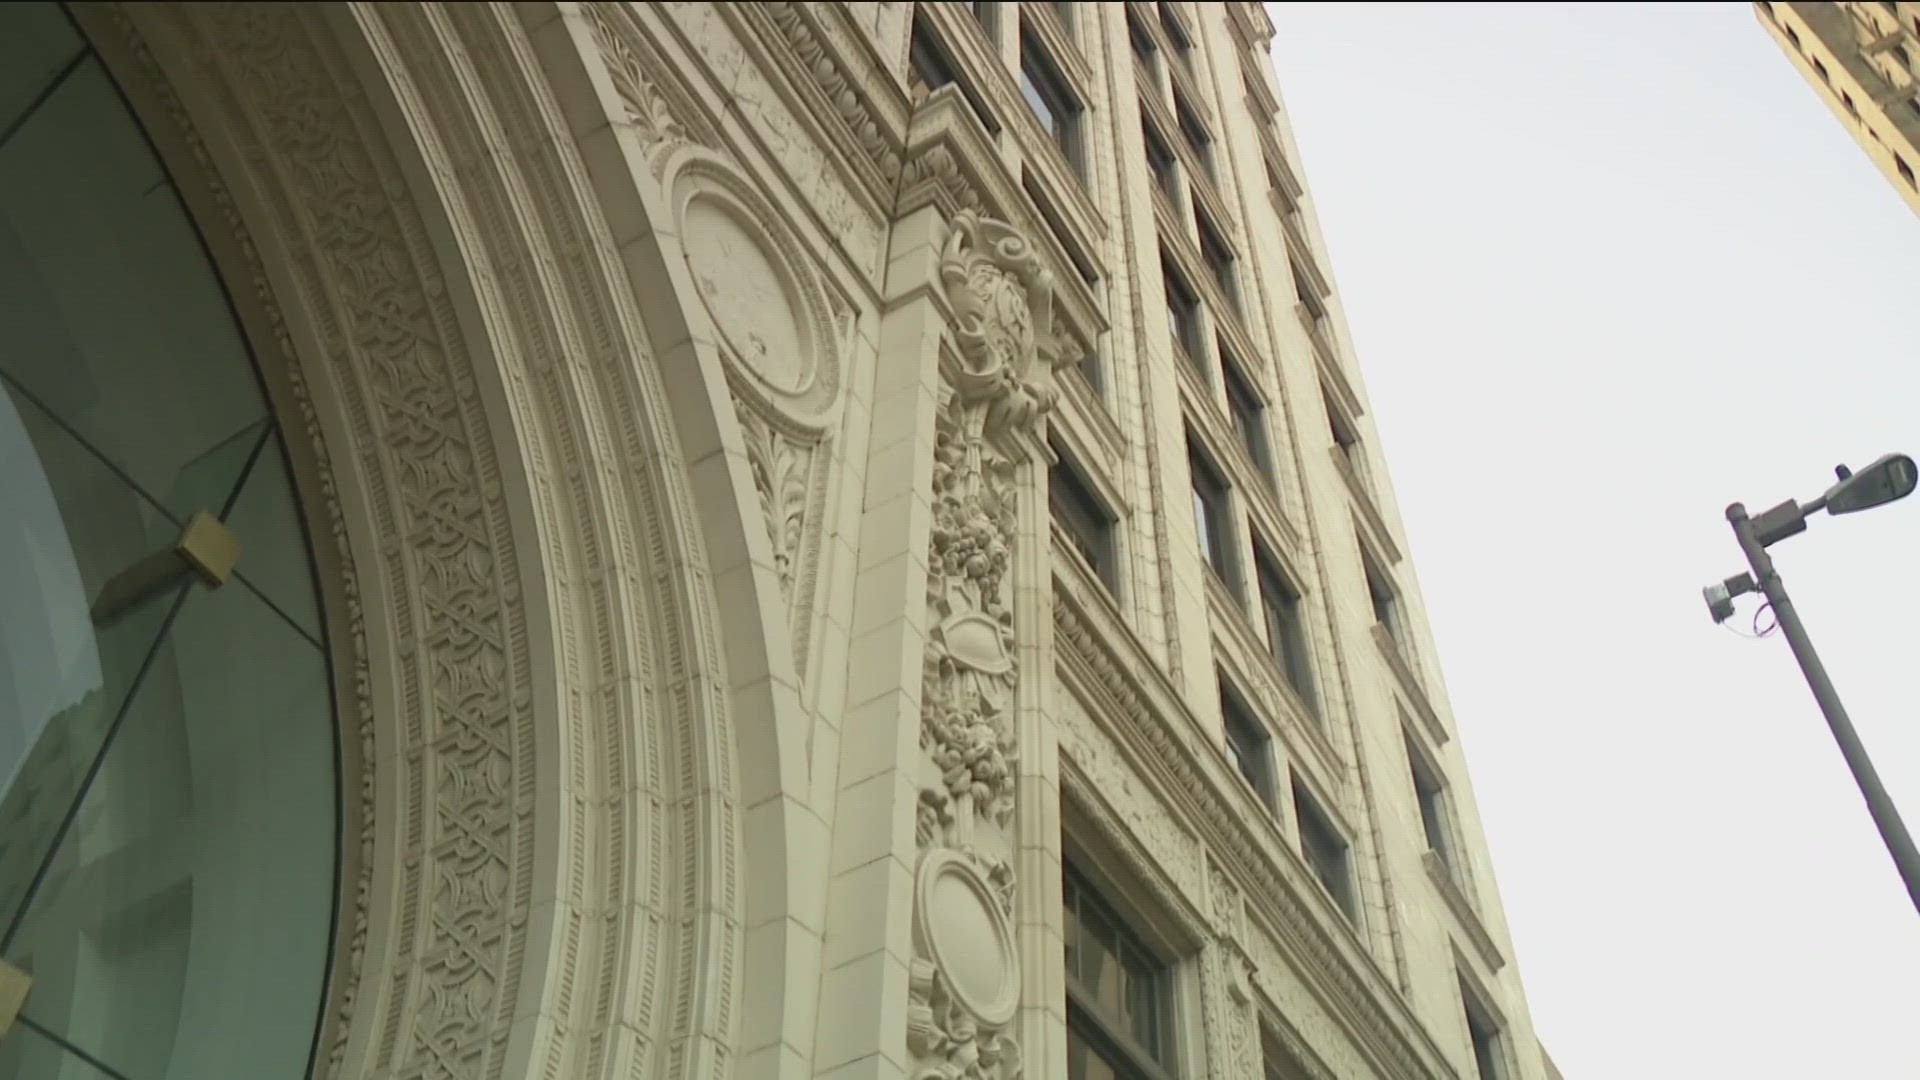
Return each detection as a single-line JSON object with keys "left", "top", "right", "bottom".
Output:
{"left": 1051, "top": 451, "right": 1117, "bottom": 592}
{"left": 1293, "top": 781, "right": 1355, "bottom": 918}
{"left": 1188, "top": 440, "right": 1235, "bottom": 590}
{"left": 1257, "top": 554, "right": 1316, "bottom": 711}
{"left": 1224, "top": 362, "right": 1272, "bottom": 484}
{"left": 1021, "top": 38, "right": 1082, "bottom": 175}
{"left": 1220, "top": 678, "right": 1274, "bottom": 810}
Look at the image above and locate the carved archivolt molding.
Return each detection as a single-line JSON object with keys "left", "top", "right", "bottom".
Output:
{"left": 84, "top": 5, "right": 763, "bottom": 1080}
{"left": 906, "top": 209, "right": 1063, "bottom": 1080}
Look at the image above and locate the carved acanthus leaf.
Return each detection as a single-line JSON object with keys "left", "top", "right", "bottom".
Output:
{"left": 734, "top": 397, "right": 811, "bottom": 599}
{"left": 584, "top": 2, "right": 708, "bottom": 172}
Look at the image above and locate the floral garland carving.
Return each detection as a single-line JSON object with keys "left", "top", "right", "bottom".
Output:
{"left": 907, "top": 209, "right": 1059, "bottom": 1080}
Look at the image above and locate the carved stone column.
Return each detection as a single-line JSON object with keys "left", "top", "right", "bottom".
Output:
{"left": 817, "top": 204, "right": 1060, "bottom": 1080}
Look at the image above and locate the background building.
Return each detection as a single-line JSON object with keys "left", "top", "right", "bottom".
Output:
{"left": 0, "top": 3, "right": 1549, "bottom": 1079}
{"left": 1758, "top": 1, "right": 1920, "bottom": 215}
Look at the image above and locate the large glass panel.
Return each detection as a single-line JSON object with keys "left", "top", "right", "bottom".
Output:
{"left": 0, "top": 389, "right": 185, "bottom": 925}
{"left": 5, "top": 551, "right": 333, "bottom": 1079}
{"left": 0, "top": 5, "right": 337, "bottom": 1077}
{"left": 0, "top": 58, "right": 267, "bottom": 525}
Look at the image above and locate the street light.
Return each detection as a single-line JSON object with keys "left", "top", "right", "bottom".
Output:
{"left": 1703, "top": 453, "right": 1920, "bottom": 915}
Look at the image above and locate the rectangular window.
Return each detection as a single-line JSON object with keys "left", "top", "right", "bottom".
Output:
{"left": 1197, "top": 213, "right": 1239, "bottom": 315}
{"left": 1363, "top": 550, "right": 1402, "bottom": 644}
{"left": 1024, "top": 173, "right": 1099, "bottom": 285}
{"left": 1189, "top": 438, "right": 1237, "bottom": 592}
{"left": 1900, "top": 157, "right": 1916, "bottom": 188}
{"left": 911, "top": 21, "right": 999, "bottom": 133}
{"left": 1052, "top": 446, "right": 1119, "bottom": 593}
{"left": 1219, "top": 676, "right": 1276, "bottom": 812}
{"left": 1784, "top": 23, "right": 1800, "bottom": 49}
{"left": 971, "top": 1, "right": 997, "bottom": 33}
{"left": 1460, "top": 977, "right": 1507, "bottom": 1080}
{"left": 1223, "top": 360, "right": 1274, "bottom": 486}
{"left": 1843, "top": 90, "right": 1859, "bottom": 118}
{"left": 1163, "top": 256, "right": 1206, "bottom": 371}
{"left": 1159, "top": 2, "right": 1194, "bottom": 77}
{"left": 1813, "top": 56, "right": 1829, "bottom": 83}
{"left": 1064, "top": 858, "right": 1173, "bottom": 1075}
{"left": 1051, "top": 0, "right": 1075, "bottom": 35}
{"left": 1144, "top": 119, "right": 1180, "bottom": 204}
{"left": 1175, "top": 94, "right": 1213, "bottom": 179}
{"left": 1406, "top": 732, "right": 1454, "bottom": 869}
{"left": 1128, "top": 9, "right": 1160, "bottom": 84}
{"left": 910, "top": 21, "right": 957, "bottom": 98}
{"left": 1264, "top": 1033, "right": 1313, "bottom": 1080}
{"left": 1021, "top": 36, "right": 1085, "bottom": 176}
{"left": 1256, "top": 549, "right": 1316, "bottom": 712}
{"left": 1293, "top": 778, "right": 1356, "bottom": 919}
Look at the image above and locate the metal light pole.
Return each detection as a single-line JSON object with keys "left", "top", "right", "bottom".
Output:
{"left": 1704, "top": 454, "right": 1920, "bottom": 915}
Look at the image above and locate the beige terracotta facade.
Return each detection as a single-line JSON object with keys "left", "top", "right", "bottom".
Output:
{"left": 13, "top": 2, "right": 1555, "bottom": 1078}
{"left": 1759, "top": 1, "right": 1920, "bottom": 216}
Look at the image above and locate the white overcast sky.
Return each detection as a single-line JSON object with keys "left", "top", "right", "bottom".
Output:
{"left": 1264, "top": 3, "right": 1920, "bottom": 1077}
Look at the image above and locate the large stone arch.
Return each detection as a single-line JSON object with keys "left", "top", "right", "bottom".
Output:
{"left": 73, "top": 3, "right": 808, "bottom": 1078}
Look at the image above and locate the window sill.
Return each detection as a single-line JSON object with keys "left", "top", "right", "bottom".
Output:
{"left": 1371, "top": 621, "right": 1446, "bottom": 748}
{"left": 1424, "top": 849, "right": 1505, "bottom": 973}
{"left": 1330, "top": 443, "right": 1401, "bottom": 565}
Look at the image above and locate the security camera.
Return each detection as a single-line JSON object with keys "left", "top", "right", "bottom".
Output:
{"left": 1702, "top": 572, "right": 1757, "bottom": 626}
{"left": 1703, "top": 582, "right": 1736, "bottom": 625}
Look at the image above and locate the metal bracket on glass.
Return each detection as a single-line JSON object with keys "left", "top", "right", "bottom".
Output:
{"left": 0, "top": 958, "right": 28, "bottom": 1036}
{"left": 89, "top": 510, "right": 242, "bottom": 628}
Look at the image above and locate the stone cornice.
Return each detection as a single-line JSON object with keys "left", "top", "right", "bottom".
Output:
{"left": 746, "top": 2, "right": 910, "bottom": 191}
{"left": 1052, "top": 565, "right": 1459, "bottom": 1080}
{"left": 1424, "top": 850, "right": 1505, "bottom": 974}
{"left": 1372, "top": 622, "right": 1448, "bottom": 748}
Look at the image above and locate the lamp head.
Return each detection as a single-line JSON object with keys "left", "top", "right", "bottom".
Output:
{"left": 1824, "top": 453, "right": 1918, "bottom": 516}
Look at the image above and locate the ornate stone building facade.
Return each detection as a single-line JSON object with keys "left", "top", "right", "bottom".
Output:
{"left": 1759, "top": 1, "right": 1920, "bottom": 216}
{"left": 0, "top": 3, "right": 1551, "bottom": 1080}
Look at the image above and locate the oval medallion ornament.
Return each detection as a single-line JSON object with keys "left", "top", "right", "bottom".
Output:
{"left": 914, "top": 850, "right": 1020, "bottom": 1027}
{"left": 682, "top": 196, "right": 808, "bottom": 393}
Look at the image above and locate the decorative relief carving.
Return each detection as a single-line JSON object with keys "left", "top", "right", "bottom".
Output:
{"left": 733, "top": 396, "right": 816, "bottom": 599}
{"left": 907, "top": 210, "right": 1062, "bottom": 1080}
{"left": 670, "top": 151, "right": 846, "bottom": 668}
{"left": 584, "top": 1, "right": 716, "bottom": 172}
{"left": 901, "top": 141, "right": 986, "bottom": 215}
{"left": 761, "top": 1, "right": 902, "bottom": 176}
